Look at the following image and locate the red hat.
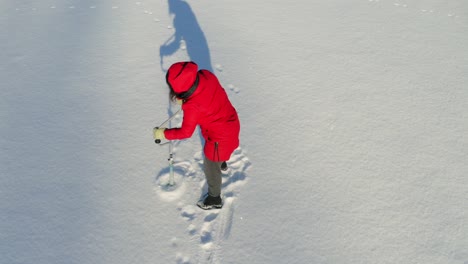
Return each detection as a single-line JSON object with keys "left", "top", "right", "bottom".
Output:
{"left": 166, "top": 61, "right": 199, "bottom": 96}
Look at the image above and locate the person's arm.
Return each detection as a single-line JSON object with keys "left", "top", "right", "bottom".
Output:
{"left": 164, "top": 104, "right": 199, "bottom": 140}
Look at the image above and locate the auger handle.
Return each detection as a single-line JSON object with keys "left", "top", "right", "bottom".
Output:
{"left": 155, "top": 127, "right": 161, "bottom": 144}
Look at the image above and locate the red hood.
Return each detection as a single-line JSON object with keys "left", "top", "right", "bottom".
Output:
{"left": 166, "top": 61, "right": 198, "bottom": 94}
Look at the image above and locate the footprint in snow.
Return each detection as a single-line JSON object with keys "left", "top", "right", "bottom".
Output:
{"left": 180, "top": 205, "right": 197, "bottom": 221}
{"left": 215, "top": 64, "right": 224, "bottom": 72}
{"left": 175, "top": 253, "right": 191, "bottom": 264}
{"left": 228, "top": 84, "right": 240, "bottom": 94}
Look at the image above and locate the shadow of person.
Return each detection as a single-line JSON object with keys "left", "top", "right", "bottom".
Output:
{"left": 160, "top": 0, "right": 213, "bottom": 72}
{"left": 160, "top": 0, "right": 210, "bottom": 148}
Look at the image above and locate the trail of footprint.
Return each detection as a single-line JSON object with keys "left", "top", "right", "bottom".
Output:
{"left": 15, "top": 2, "right": 164, "bottom": 23}
{"left": 175, "top": 147, "right": 250, "bottom": 264}
{"left": 367, "top": 0, "right": 461, "bottom": 20}
{"left": 196, "top": 148, "right": 250, "bottom": 263}
{"left": 197, "top": 198, "right": 235, "bottom": 263}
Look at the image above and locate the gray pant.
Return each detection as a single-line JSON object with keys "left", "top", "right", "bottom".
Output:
{"left": 203, "top": 157, "right": 223, "bottom": 197}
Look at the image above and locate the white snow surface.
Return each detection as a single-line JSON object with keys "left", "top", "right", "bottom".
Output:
{"left": 1, "top": 0, "right": 468, "bottom": 263}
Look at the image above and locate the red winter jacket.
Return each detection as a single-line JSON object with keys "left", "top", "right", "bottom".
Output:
{"left": 164, "top": 65, "right": 240, "bottom": 162}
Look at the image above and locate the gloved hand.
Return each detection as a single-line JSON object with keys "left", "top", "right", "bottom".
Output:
{"left": 153, "top": 127, "right": 166, "bottom": 144}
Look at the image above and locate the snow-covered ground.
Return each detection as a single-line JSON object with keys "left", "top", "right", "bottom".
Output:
{"left": 1, "top": 0, "right": 468, "bottom": 263}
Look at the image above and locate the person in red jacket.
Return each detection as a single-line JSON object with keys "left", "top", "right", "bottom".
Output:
{"left": 154, "top": 61, "right": 240, "bottom": 210}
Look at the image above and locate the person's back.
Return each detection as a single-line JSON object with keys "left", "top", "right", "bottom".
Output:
{"left": 154, "top": 61, "right": 240, "bottom": 209}
{"left": 184, "top": 69, "right": 239, "bottom": 161}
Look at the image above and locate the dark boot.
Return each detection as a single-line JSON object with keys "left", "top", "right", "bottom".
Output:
{"left": 197, "top": 194, "right": 223, "bottom": 210}
{"left": 221, "top": 161, "right": 228, "bottom": 171}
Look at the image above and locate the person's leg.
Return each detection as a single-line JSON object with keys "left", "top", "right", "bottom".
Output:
{"left": 203, "top": 156, "right": 223, "bottom": 197}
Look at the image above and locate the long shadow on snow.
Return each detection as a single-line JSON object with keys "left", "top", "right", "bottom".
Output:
{"left": 160, "top": 0, "right": 213, "bottom": 72}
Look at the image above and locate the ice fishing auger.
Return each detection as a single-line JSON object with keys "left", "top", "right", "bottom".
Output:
{"left": 155, "top": 108, "right": 182, "bottom": 186}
